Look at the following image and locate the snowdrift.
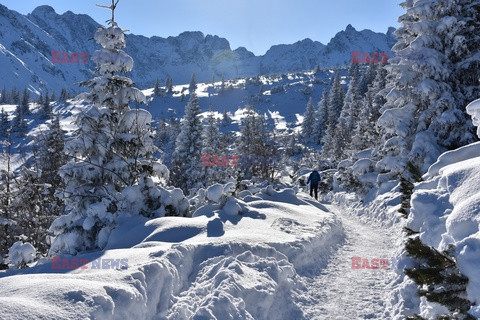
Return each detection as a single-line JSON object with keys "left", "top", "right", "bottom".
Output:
{"left": 404, "top": 143, "right": 480, "bottom": 318}
{"left": 0, "top": 188, "right": 342, "bottom": 319}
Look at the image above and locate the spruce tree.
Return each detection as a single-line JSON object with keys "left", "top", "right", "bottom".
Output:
{"left": 351, "top": 65, "right": 387, "bottom": 152}
{"left": 313, "top": 89, "right": 329, "bottom": 145}
{"left": 170, "top": 93, "right": 204, "bottom": 193}
{"left": 155, "top": 116, "right": 180, "bottom": 166}
{"left": 11, "top": 167, "right": 53, "bottom": 257}
{"left": 37, "top": 116, "right": 66, "bottom": 188}
{"left": 0, "top": 86, "right": 6, "bottom": 104}
{"left": 220, "top": 74, "right": 226, "bottom": 93}
{"left": 405, "top": 238, "right": 475, "bottom": 319}
{"left": 321, "top": 72, "right": 344, "bottom": 160}
{"left": 49, "top": 0, "right": 171, "bottom": 256}
{"left": 285, "top": 131, "right": 299, "bottom": 156}
{"left": 0, "top": 109, "right": 9, "bottom": 138}
{"left": 21, "top": 88, "right": 30, "bottom": 115}
{"left": 331, "top": 67, "right": 361, "bottom": 160}
{"left": 165, "top": 76, "right": 173, "bottom": 94}
{"left": 327, "top": 72, "right": 344, "bottom": 128}
{"left": 358, "top": 63, "right": 378, "bottom": 96}
{"left": 13, "top": 104, "right": 27, "bottom": 137}
{"left": 348, "top": 62, "right": 360, "bottom": 79}
{"left": 201, "top": 111, "right": 223, "bottom": 186}
{"left": 42, "top": 91, "right": 51, "bottom": 119}
{"left": 377, "top": 0, "right": 478, "bottom": 175}
{"left": 60, "top": 88, "right": 68, "bottom": 102}
{"left": 154, "top": 78, "right": 161, "bottom": 96}
{"left": 0, "top": 137, "right": 15, "bottom": 262}
{"left": 11, "top": 87, "right": 19, "bottom": 105}
{"left": 221, "top": 110, "right": 232, "bottom": 127}
{"left": 189, "top": 73, "right": 197, "bottom": 93}
{"left": 301, "top": 97, "right": 316, "bottom": 140}
{"left": 237, "top": 105, "right": 277, "bottom": 179}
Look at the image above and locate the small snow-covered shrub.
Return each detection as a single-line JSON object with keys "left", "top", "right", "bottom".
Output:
{"left": 466, "top": 99, "right": 480, "bottom": 138}
{"left": 7, "top": 241, "right": 36, "bottom": 269}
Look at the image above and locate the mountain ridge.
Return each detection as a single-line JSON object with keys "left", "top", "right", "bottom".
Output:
{"left": 0, "top": 4, "right": 396, "bottom": 95}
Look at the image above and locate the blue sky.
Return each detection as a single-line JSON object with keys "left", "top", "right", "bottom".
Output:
{"left": 2, "top": 0, "right": 403, "bottom": 55}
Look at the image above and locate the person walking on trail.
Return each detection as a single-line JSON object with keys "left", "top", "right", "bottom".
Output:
{"left": 307, "top": 170, "right": 321, "bottom": 200}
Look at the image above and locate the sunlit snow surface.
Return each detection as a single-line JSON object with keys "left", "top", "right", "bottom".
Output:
{"left": 0, "top": 188, "right": 344, "bottom": 319}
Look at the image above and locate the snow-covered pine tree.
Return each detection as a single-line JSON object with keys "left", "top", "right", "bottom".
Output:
{"left": 348, "top": 61, "right": 360, "bottom": 79}
{"left": 449, "top": 0, "right": 480, "bottom": 105}
{"left": 358, "top": 63, "right": 378, "bottom": 96}
{"left": 41, "top": 91, "right": 51, "bottom": 119}
{"left": 170, "top": 92, "right": 204, "bottom": 193}
{"left": 13, "top": 104, "right": 27, "bottom": 137}
{"left": 237, "top": 105, "right": 277, "bottom": 179}
{"left": 0, "top": 109, "right": 9, "bottom": 138}
{"left": 328, "top": 72, "right": 344, "bottom": 128}
{"left": 60, "top": 88, "right": 68, "bottom": 102}
{"left": 0, "top": 137, "right": 15, "bottom": 263}
{"left": 50, "top": 91, "right": 56, "bottom": 102}
{"left": 219, "top": 74, "right": 226, "bottom": 93}
{"left": 331, "top": 65, "right": 361, "bottom": 160}
{"left": 405, "top": 237, "right": 475, "bottom": 320}
{"left": 154, "top": 116, "right": 179, "bottom": 165}
{"left": 165, "top": 76, "right": 173, "bottom": 94}
{"left": 313, "top": 89, "right": 329, "bottom": 145}
{"left": 351, "top": 65, "right": 387, "bottom": 152}
{"left": 37, "top": 116, "right": 66, "bottom": 188}
{"left": 377, "top": 0, "right": 478, "bottom": 175}
{"left": 221, "top": 110, "right": 232, "bottom": 127}
{"left": 0, "top": 86, "right": 7, "bottom": 104}
{"left": 21, "top": 88, "right": 30, "bottom": 115}
{"left": 155, "top": 119, "right": 169, "bottom": 149}
{"left": 201, "top": 111, "right": 224, "bottom": 186}
{"left": 285, "top": 131, "right": 300, "bottom": 156}
{"left": 189, "top": 73, "right": 197, "bottom": 94}
{"left": 49, "top": 0, "right": 173, "bottom": 256}
{"left": 10, "top": 166, "right": 53, "bottom": 257}
{"left": 321, "top": 72, "right": 344, "bottom": 160}
{"left": 154, "top": 78, "right": 161, "bottom": 96}
{"left": 37, "top": 93, "right": 43, "bottom": 106}
{"left": 11, "top": 87, "right": 19, "bottom": 105}
{"left": 301, "top": 97, "right": 316, "bottom": 140}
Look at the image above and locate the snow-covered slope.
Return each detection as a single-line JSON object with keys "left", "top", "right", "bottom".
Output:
{"left": 392, "top": 101, "right": 480, "bottom": 318}
{"left": 0, "top": 4, "right": 395, "bottom": 94}
{"left": 0, "top": 187, "right": 344, "bottom": 319}
{"left": 0, "top": 67, "right": 345, "bottom": 175}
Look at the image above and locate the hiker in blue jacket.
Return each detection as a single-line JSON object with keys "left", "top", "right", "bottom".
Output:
{"left": 306, "top": 170, "right": 321, "bottom": 200}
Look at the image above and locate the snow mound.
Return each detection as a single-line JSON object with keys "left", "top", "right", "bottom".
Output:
{"left": 206, "top": 184, "right": 224, "bottom": 203}
{"left": 7, "top": 242, "right": 36, "bottom": 269}
{"left": 0, "top": 188, "right": 342, "bottom": 319}
{"left": 406, "top": 144, "right": 480, "bottom": 318}
{"left": 466, "top": 98, "right": 480, "bottom": 138}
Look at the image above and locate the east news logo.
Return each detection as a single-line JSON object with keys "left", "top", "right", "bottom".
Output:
{"left": 51, "top": 257, "right": 128, "bottom": 270}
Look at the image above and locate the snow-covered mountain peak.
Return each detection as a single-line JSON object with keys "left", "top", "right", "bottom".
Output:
{"left": 0, "top": 4, "right": 395, "bottom": 94}
{"left": 345, "top": 24, "right": 356, "bottom": 32}
{"left": 29, "top": 5, "right": 57, "bottom": 17}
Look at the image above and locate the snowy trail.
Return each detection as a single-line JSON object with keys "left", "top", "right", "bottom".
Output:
{"left": 296, "top": 202, "right": 397, "bottom": 319}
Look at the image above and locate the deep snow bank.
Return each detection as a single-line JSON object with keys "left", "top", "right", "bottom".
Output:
{"left": 404, "top": 143, "right": 480, "bottom": 318}
{"left": 0, "top": 187, "right": 342, "bottom": 319}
